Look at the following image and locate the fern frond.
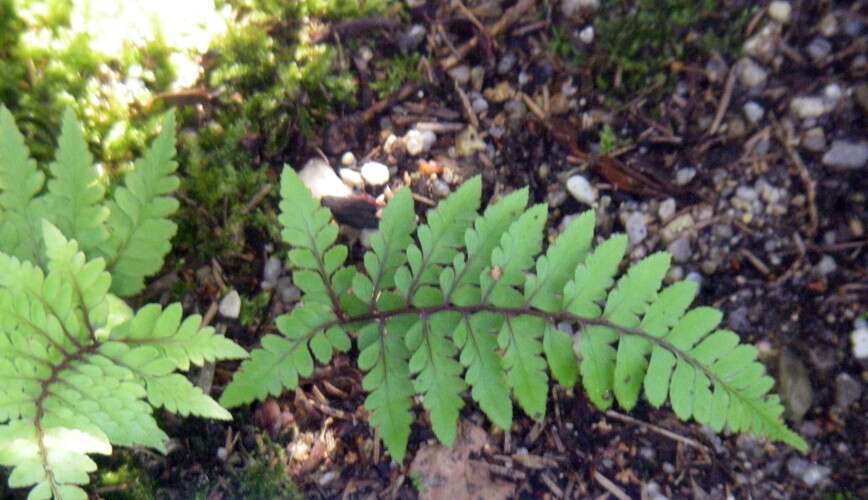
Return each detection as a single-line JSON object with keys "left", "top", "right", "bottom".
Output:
{"left": 225, "top": 169, "right": 807, "bottom": 464}
{"left": 0, "top": 105, "right": 46, "bottom": 263}
{"left": 99, "top": 110, "right": 180, "bottom": 297}
{"left": 0, "top": 222, "right": 246, "bottom": 499}
{"left": 42, "top": 109, "right": 109, "bottom": 254}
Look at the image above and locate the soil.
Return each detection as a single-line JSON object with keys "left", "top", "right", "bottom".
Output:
{"left": 92, "top": 1, "right": 868, "bottom": 499}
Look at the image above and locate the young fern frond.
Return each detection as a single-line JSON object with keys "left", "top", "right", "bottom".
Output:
{"left": 222, "top": 167, "right": 808, "bottom": 465}
{"left": 0, "top": 223, "right": 246, "bottom": 500}
{"left": 0, "top": 107, "right": 246, "bottom": 499}
{"left": 0, "top": 105, "right": 180, "bottom": 297}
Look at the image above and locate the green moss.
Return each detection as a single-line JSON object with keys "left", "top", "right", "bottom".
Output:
{"left": 97, "top": 461, "right": 157, "bottom": 500}
{"left": 240, "top": 291, "right": 272, "bottom": 327}
{"left": 235, "top": 437, "right": 303, "bottom": 499}
{"left": 370, "top": 53, "right": 422, "bottom": 99}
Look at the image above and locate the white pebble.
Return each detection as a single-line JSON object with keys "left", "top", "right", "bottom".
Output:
{"left": 565, "top": 174, "right": 597, "bottom": 206}
{"left": 790, "top": 96, "right": 828, "bottom": 119}
{"left": 822, "top": 141, "right": 868, "bottom": 170}
{"left": 768, "top": 1, "right": 792, "bottom": 23}
{"left": 360, "top": 161, "right": 390, "bottom": 186}
{"left": 853, "top": 326, "right": 868, "bottom": 360}
{"left": 448, "top": 65, "right": 471, "bottom": 85}
{"left": 743, "top": 101, "right": 765, "bottom": 124}
{"left": 262, "top": 257, "right": 282, "bottom": 289}
{"left": 676, "top": 167, "right": 696, "bottom": 185}
{"left": 340, "top": 151, "right": 356, "bottom": 166}
{"left": 339, "top": 168, "right": 364, "bottom": 188}
{"left": 579, "top": 26, "right": 595, "bottom": 44}
{"left": 298, "top": 159, "right": 352, "bottom": 199}
{"left": 738, "top": 58, "right": 768, "bottom": 88}
{"left": 625, "top": 212, "right": 648, "bottom": 245}
{"left": 219, "top": 290, "right": 241, "bottom": 319}
{"left": 658, "top": 198, "right": 677, "bottom": 221}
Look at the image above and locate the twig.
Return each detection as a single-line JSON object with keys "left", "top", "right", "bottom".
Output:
{"left": 593, "top": 471, "right": 631, "bottom": 500}
{"left": 454, "top": 81, "right": 479, "bottom": 129}
{"left": 739, "top": 248, "right": 772, "bottom": 277}
{"left": 707, "top": 64, "right": 737, "bottom": 136}
{"left": 775, "top": 124, "right": 818, "bottom": 237}
{"left": 441, "top": 0, "right": 535, "bottom": 70}
{"left": 605, "top": 410, "right": 711, "bottom": 453}
{"left": 242, "top": 183, "right": 273, "bottom": 215}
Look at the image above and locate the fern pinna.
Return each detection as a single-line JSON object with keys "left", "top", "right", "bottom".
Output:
{"left": 222, "top": 168, "right": 807, "bottom": 463}
{"left": 0, "top": 107, "right": 246, "bottom": 499}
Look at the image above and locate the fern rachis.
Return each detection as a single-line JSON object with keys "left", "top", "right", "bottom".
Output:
{"left": 223, "top": 167, "right": 808, "bottom": 463}
{"left": 0, "top": 107, "right": 246, "bottom": 499}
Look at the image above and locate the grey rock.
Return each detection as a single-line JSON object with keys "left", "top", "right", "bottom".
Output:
{"left": 818, "top": 14, "right": 838, "bottom": 37}
{"left": 685, "top": 271, "right": 703, "bottom": 289}
{"left": 658, "top": 198, "right": 676, "bottom": 221}
{"left": 430, "top": 178, "right": 451, "bottom": 199}
{"left": 667, "top": 238, "right": 692, "bottom": 263}
{"left": 562, "top": 0, "right": 599, "bottom": 18}
{"left": 743, "top": 24, "right": 779, "bottom": 62}
{"left": 743, "top": 101, "right": 765, "bottom": 124}
{"left": 736, "top": 185, "right": 758, "bottom": 201}
{"left": 816, "top": 255, "right": 837, "bottom": 276}
{"left": 834, "top": 373, "right": 862, "bottom": 409}
{"left": 219, "top": 290, "right": 241, "bottom": 319}
{"left": 471, "top": 96, "right": 489, "bottom": 114}
{"left": 727, "top": 306, "right": 751, "bottom": 332}
{"left": 277, "top": 277, "right": 300, "bottom": 303}
{"left": 787, "top": 457, "right": 830, "bottom": 487}
{"left": 404, "top": 129, "right": 436, "bottom": 156}
{"left": 779, "top": 349, "right": 813, "bottom": 423}
{"left": 497, "top": 53, "right": 516, "bottom": 75}
{"left": 448, "top": 64, "right": 471, "bottom": 85}
{"left": 579, "top": 25, "right": 594, "bottom": 44}
{"left": 737, "top": 58, "right": 768, "bottom": 88}
{"left": 807, "top": 37, "right": 833, "bottom": 61}
{"left": 790, "top": 96, "right": 829, "bottom": 119}
{"left": 852, "top": 325, "right": 868, "bottom": 359}
{"left": 768, "top": 1, "right": 792, "bottom": 23}
{"left": 801, "top": 127, "right": 826, "bottom": 152}
{"left": 625, "top": 212, "right": 647, "bottom": 245}
{"left": 262, "top": 256, "right": 283, "bottom": 289}
{"left": 822, "top": 140, "right": 868, "bottom": 169}
{"left": 398, "top": 25, "right": 426, "bottom": 52}
{"left": 809, "top": 346, "right": 837, "bottom": 371}
{"left": 675, "top": 167, "right": 696, "bottom": 185}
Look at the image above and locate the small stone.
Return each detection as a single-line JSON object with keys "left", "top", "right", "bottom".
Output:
{"left": 565, "top": 174, "right": 597, "bottom": 206}
{"left": 277, "top": 277, "right": 300, "bottom": 303}
{"left": 743, "top": 101, "right": 765, "bottom": 124}
{"left": 806, "top": 37, "right": 832, "bottom": 61}
{"left": 658, "top": 198, "right": 676, "bottom": 221}
{"left": 562, "top": 0, "right": 599, "bottom": 18}
{"left": 778, "top": 350, "right": 813, "bottom": 422}
{"left": 852, "top": 325, "right": 868, "bottom": 360}
{"left": 667, "top": 238, "right": 692, "bottom": 263}
{"left": 298, "top": 159, "right": 352, "bottom": 199}
{"left": 822, "top": 141, "right": 868, "bottom": 169}
{"left": 359, "top": 228, "right": 376, "bottom": 248}
{"left": 801, "top": 127, "right": 826, "bottom": 152}
{"left": 625, "top": 212, "right": 647, "bottom": 246}
{"left": 398, "top": 25, "right": 426, "bottom": 52}
{"left": 454, "top": 127, "right": 486, "bottom": 157}
{"left": 219, "top": 290, "right": 241, "bottom": 319}
{"left": 661, "top": 213, "right": 695, "bottom": 243}
{"left": 788, "top": 457, "right": 831, "bottom": 487}
{"left": 360, "top": 161, "right": 390, "bottom": 186}
{"left": 448, "top": 64, "right": 471, "bottom": 85}
{"left": 471, "top": 96, "right": 489, "bottom": 114}
{"left": 339, "top": 168, "right": 364, "bottom": 188}
{"left": 497, "top": 53, "right": 516, "bottom": 75}
{"left": 834, "top": 373, "right": 862, "bottom": 409}
{"left": 705, "top": 55, "right": 728, "bottom": 83}
{"left": 685, "top": 271, "right": 703, "bottom": 289}
{"left": 340, "top": 151, "right": 356, "bottom": 166}
{"left": 743, "top": 24, "right": 778, "bottom": 62}
{"left": 736, "top": 186, "right": 758, "bottom": 201}
{"left": 430, "top": 178, "right": 451, "bottom": 198}
{"left": 768, "top": 1, "right": 792, "bottom": 23}
{"left": 470, "top": 66, "right": 485, "bottom": 91}
{"left": 818, "top": 14, "right": 838, "bottom": 37}
{"left": 579, "top": 26, "right": 594, "bottom": 44}
{"left": 262, "top": 257, "right": 282, "bottom": 289}
{"left": 675, "top": 167, "right": 696, "bottom": 185}
{"left": 483, "top": 81, "right": 515, "bottom": 103}
{"left": 816, "top": 255, "right": 837, "bottom": 276}
{"left": 790, "top": 96, "right": 828, "bottom": 119}
{"left": 405, "top": 129, "right": 435, "bottom": 156}
{"left": 737, "top": 58, "right": 768, "bottom": 88}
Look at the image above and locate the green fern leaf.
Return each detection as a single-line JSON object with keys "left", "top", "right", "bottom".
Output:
{"left": 360, "top": 317, "right": 415, "bottom": 463}
{"left": 407, "top": 312, "right": 465, "bottom": 446}
{"left": 0, "top": 105, "right": 46, "bottom": 262}
{"left": 99, "top": 111, "right": 180, "bottom": 296}
{"left": 499, "top": 315, "right": 548, "bottom": 420}
{"left": 1, "top": 222, "right": 245, "bottom": 498}
{"left": 454, "top": 312, "right": 512, "bottom": 429}
{"left": 396, "top": 176, "right": 480, "bottom": 304}
{"left": 42, "top": 109, "right": 108, "bottom": 254}
{"left": 361, "top": 187, "right": 415, "bottom": 304}
{"left": 481, "top": 203, "right": 547, "bottom": 306}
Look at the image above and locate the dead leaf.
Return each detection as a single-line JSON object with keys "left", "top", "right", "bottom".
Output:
{"left": 410, "top": 422, "right": 514, "bottom": 500}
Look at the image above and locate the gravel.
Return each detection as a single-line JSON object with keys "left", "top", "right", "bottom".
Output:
{"left": 743, "top": 101, "right": 764, "bottom": 123}
{"left": 768, "top": 1, "right": 792, "bottom": 23}
{"left": 565, "top": 174, "right": 597, "bottom": 206}
{"left": 790, "top": 96, "right": 829, "bottom": 119}
{"left": 787, "top": 457, "right": 831, "bottom": 487}
{"left": 834, "top": 373, "right": 862, "bottom": 410}
{"left": 360, "top": 161, "right": 391, "bottom": 186}
{"left": 298, "top": 158, "right": 352, "bottom": 199}
{"left": 822, "top": 140, "right": 868, "bottom": 169}
{"left": 625, "top": 212, "right": 648, "bottom": 245}
{"left": 852, "top": 322, "right": 868, "bottom": 359}
{"left": 219, "top": 290, "right": 241, "bottom": 319}
{"left": 675, "top": 167, "right": 696, "bottom": 185}
{"left": 339, "top": 168, "right": 364, "bottom": 188}
{"left": 657, "top": 198, "right": 676, "bottom": 221}
{"left": 737, "top": 58, "right": 768, "bottom": 88}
